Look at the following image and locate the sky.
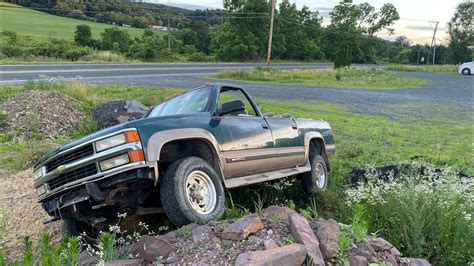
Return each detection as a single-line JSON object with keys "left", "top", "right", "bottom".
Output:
{"left": 160, "top": 0, "right": 463, "bottom": 45}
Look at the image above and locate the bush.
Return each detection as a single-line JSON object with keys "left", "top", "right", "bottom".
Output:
{"left": 187, "top": 51, "right": 208, "bottom": 62}
{"left": 346, "top": 162, "right": 473, "bottom": 265}
{"left": 101, "top": 27, "right": 131, "bottom": 53}
{"left": 74, "top": 25, "right": 94, "bottom": 47}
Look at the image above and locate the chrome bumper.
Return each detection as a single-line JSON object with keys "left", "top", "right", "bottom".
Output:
{"left": 35, "top": 141, "right": 147, "bottom": 201}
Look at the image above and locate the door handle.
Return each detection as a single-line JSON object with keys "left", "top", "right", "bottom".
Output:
{"left": 261, "top": 123, "right": 269, "bottom": 129}
{"left": 291, "top": 124, "right": 298, "bottom": 129}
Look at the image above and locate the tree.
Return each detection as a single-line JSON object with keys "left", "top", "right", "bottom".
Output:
{"left": 447, "top": 1, "right": 474, "bottom": 63}
{"left": 74, "top": 25, "right": 93, "bottom": 47}
{"left": 328, "top": 0, "right": 399, "bottom": 67}
{"left": 100, "top": 27, "right": 131, "bottom": 53}
{"left": 211, "top": 0, "right": 270, "bottom": 61}
{"left": 273, "top": 0, "right": 323, "bottom": 60}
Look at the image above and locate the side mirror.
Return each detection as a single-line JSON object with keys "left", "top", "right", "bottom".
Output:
{"left": 218, "top": 100, "right": 245, "bottom": 116}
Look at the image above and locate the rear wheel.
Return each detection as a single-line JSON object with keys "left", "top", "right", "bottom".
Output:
{"left": 160, "top": 156, "right": 225, "bottom": 227}
{"left": 462, "top": 68, "right": 471, "bottom": 75}
{"left": 301, "top": 154, "right": 328, "bottom": 191}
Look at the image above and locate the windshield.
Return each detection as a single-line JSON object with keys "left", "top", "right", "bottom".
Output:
{"left": 147, "top": 86, "right": 212, "bottom": 117}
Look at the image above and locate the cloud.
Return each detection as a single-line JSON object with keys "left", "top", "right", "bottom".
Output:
{"left": 406, "top": 25, "right": 445, "bottom": 31}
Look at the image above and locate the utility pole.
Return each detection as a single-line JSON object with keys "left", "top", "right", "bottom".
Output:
{"left": 266, "top": 0, "right": 276, "bottom": 68}
{"left": 167, "top": 14, "right": 171, "bottom": 51}
{"left": 427, "top": 21, "right": 439, "bottom": 64}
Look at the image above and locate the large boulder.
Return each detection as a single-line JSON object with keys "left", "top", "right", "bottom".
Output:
{"left": 312, "top": 219, "right": 340, "bottom": 259}
{"left": 235, "top": 243, "right": 307, "bottom": 266}
{"left": 220, "top": 214, "right": 264, "bottom": 241}
{"left": 93, "top": 100, "right": 149, "bottom": 129}
{"left": 288, "top": 213, "right": 325, "bottom": 266}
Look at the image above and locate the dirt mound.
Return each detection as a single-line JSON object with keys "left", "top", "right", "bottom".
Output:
{"left": 0, "top": 169, "right": 62, "bottom": 261}
{"left": 1, "top": 90, "right": 86, "bottom": 141}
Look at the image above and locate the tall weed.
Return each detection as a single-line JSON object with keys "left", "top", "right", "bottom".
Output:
{"left": 346, "top": 161, "right": 473, "bottom": 265}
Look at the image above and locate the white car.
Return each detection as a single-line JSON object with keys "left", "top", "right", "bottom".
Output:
{"left": 459, "top": 61, "right": 473, "bottom": 75}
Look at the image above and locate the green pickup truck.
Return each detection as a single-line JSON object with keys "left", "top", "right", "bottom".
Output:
{"left": 34, "top": 83, "right": 335, "bottom": 238}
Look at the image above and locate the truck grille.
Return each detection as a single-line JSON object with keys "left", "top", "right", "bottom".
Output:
{"left": 47, "top": 163, "right": 98, "bottom": 190}
{"left": 45, "top": 144, "right": 94, "bottom": 173}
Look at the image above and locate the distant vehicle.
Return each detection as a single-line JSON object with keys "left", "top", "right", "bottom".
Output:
{"left": 459, "top": 61, "right": 473, "bottom": 75}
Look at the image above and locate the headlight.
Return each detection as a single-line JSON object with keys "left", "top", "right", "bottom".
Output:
{"left": 36, "top": 184, "right": 46, "bottom": 196}
{"left": 99, "top": 154, "right": 130, "bottom": 171}
{"left": 95, "top": 130, "right": 140, "bottom": 152}
{"left": 34, "top": 167, "right": 45, "bottom": 179}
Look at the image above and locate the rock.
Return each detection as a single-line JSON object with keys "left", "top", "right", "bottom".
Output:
{"left": 389, "top": 246, "right": 402, "bottom": 257}
{"left": 79, "top": 250, "right": 96, "bottom": 265}
{"left": 263, "top": 239, "right": 279, "bottom": 250}
{"left": 367, "top": 237, "right": 401, "bottom": 258}
{"left": 192, "top": 225, "right": 213, "bottom": 242}
{"left": 349, "top": 255, "right": 368, "bottom": 266}
{"left": 159, "top": 230, "right": 177, "bottom": 241}
{"left": 104, "top": 259, "right": 142, "bottom": 266}
{"left": 399, "top": 258, "right": 431, "bottom": 266}
{"left": 235, "top": 243, "right": 307, "bottom": 266}
{"left": 288, "top": 213, "right": 324, "bottom": 266}
{"left": 384, "top": 252, "right": 398, "bottom": 266}
{"left": 312, "top": 219, "right": 340, "bottom": 259}
{"left": 93, "top": 100, "right": 149, "bottom": 129}
{"left": 352, "top": 250, "right": 378, "bottom": 263}
{"left": 262, "top": 205, "right": 296, "bottom": 222}
{"left": 137, "top": 235, "right": 173, "bottom": 263}
{"left": 221, "top": 214, "right": 264, "bottom": 241}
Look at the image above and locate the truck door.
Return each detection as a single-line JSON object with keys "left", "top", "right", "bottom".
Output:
{"left": 264, "top": 116, "right": 306, "bottom": 169}
{"left": 209, "top": 87, "right": 275, "bottom": 178}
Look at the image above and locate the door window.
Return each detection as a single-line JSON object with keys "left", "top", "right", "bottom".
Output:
{"left": 218, "top": 88, "right": 258, "bottom": 117}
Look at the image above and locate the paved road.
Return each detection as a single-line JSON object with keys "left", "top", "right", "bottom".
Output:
{"left": 0, "top": 63, "right": 471, "bottom": 119}
{"left": 0, "top": 63, "right": 337, "bottom": 84}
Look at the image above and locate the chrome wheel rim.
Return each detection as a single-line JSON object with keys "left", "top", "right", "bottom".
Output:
{"left": 185, "top": 170, "right": 216, "bottom": 215}
{"left": 314, "top": 162, "right": 326, "bottom": 189}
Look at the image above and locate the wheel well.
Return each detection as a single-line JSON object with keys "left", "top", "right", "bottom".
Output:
{"left": 158, "top": 139, "right": 221, "bottom": 178}
{"left": 309, "top": 138, "right": 330, "bottom": 171}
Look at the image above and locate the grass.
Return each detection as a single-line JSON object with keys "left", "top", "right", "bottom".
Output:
{"left": 0, "top": 2, "right": 148, "bottom": 40}
{"left": 210, "top": 67, "right": 430, "bottom": 90}
{"left": 385, "top": 64, "right": 458, "bottom": 73}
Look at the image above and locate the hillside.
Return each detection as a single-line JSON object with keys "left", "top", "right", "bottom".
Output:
{"left": 0, "top": 3, "right": 147, "bottom": 40}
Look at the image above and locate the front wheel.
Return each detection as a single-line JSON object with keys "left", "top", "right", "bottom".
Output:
{"left": 462, "top": 68, "right": 471, "bottom": 75}
{"left": 300, "top": 154, "right": 328, "bottom": 191}
{"left": 160, "top": 156, "right": 226, "bottom": 227}
{"left": 62, "top": 218, "right": 99, "bottom": 243}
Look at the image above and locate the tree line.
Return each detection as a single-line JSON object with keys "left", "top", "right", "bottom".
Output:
{"left": 3, "top": 0, "right": 473, "bottom": 65}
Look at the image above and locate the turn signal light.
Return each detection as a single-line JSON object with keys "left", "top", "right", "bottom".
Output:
{"left": 125, "top": 130, "right": 140, "bottom": 143}
{"left": 128, "top": 149, "right": 145, "bottom": 162}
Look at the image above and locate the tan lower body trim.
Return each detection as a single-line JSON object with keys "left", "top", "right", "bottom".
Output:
{"left": 325, "top": 144, "right": 336, "bottom": 158}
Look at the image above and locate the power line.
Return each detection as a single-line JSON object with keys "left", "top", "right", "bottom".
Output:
{"left": 2, "top": 5, "right": 268, "bottom": 19}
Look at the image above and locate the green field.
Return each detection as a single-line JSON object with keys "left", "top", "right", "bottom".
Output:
{"left": 0, "top": 3, "right": 147, "bottom": 39}
{"left": 211, "top": 67, "right": 430, "bottom": 90}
